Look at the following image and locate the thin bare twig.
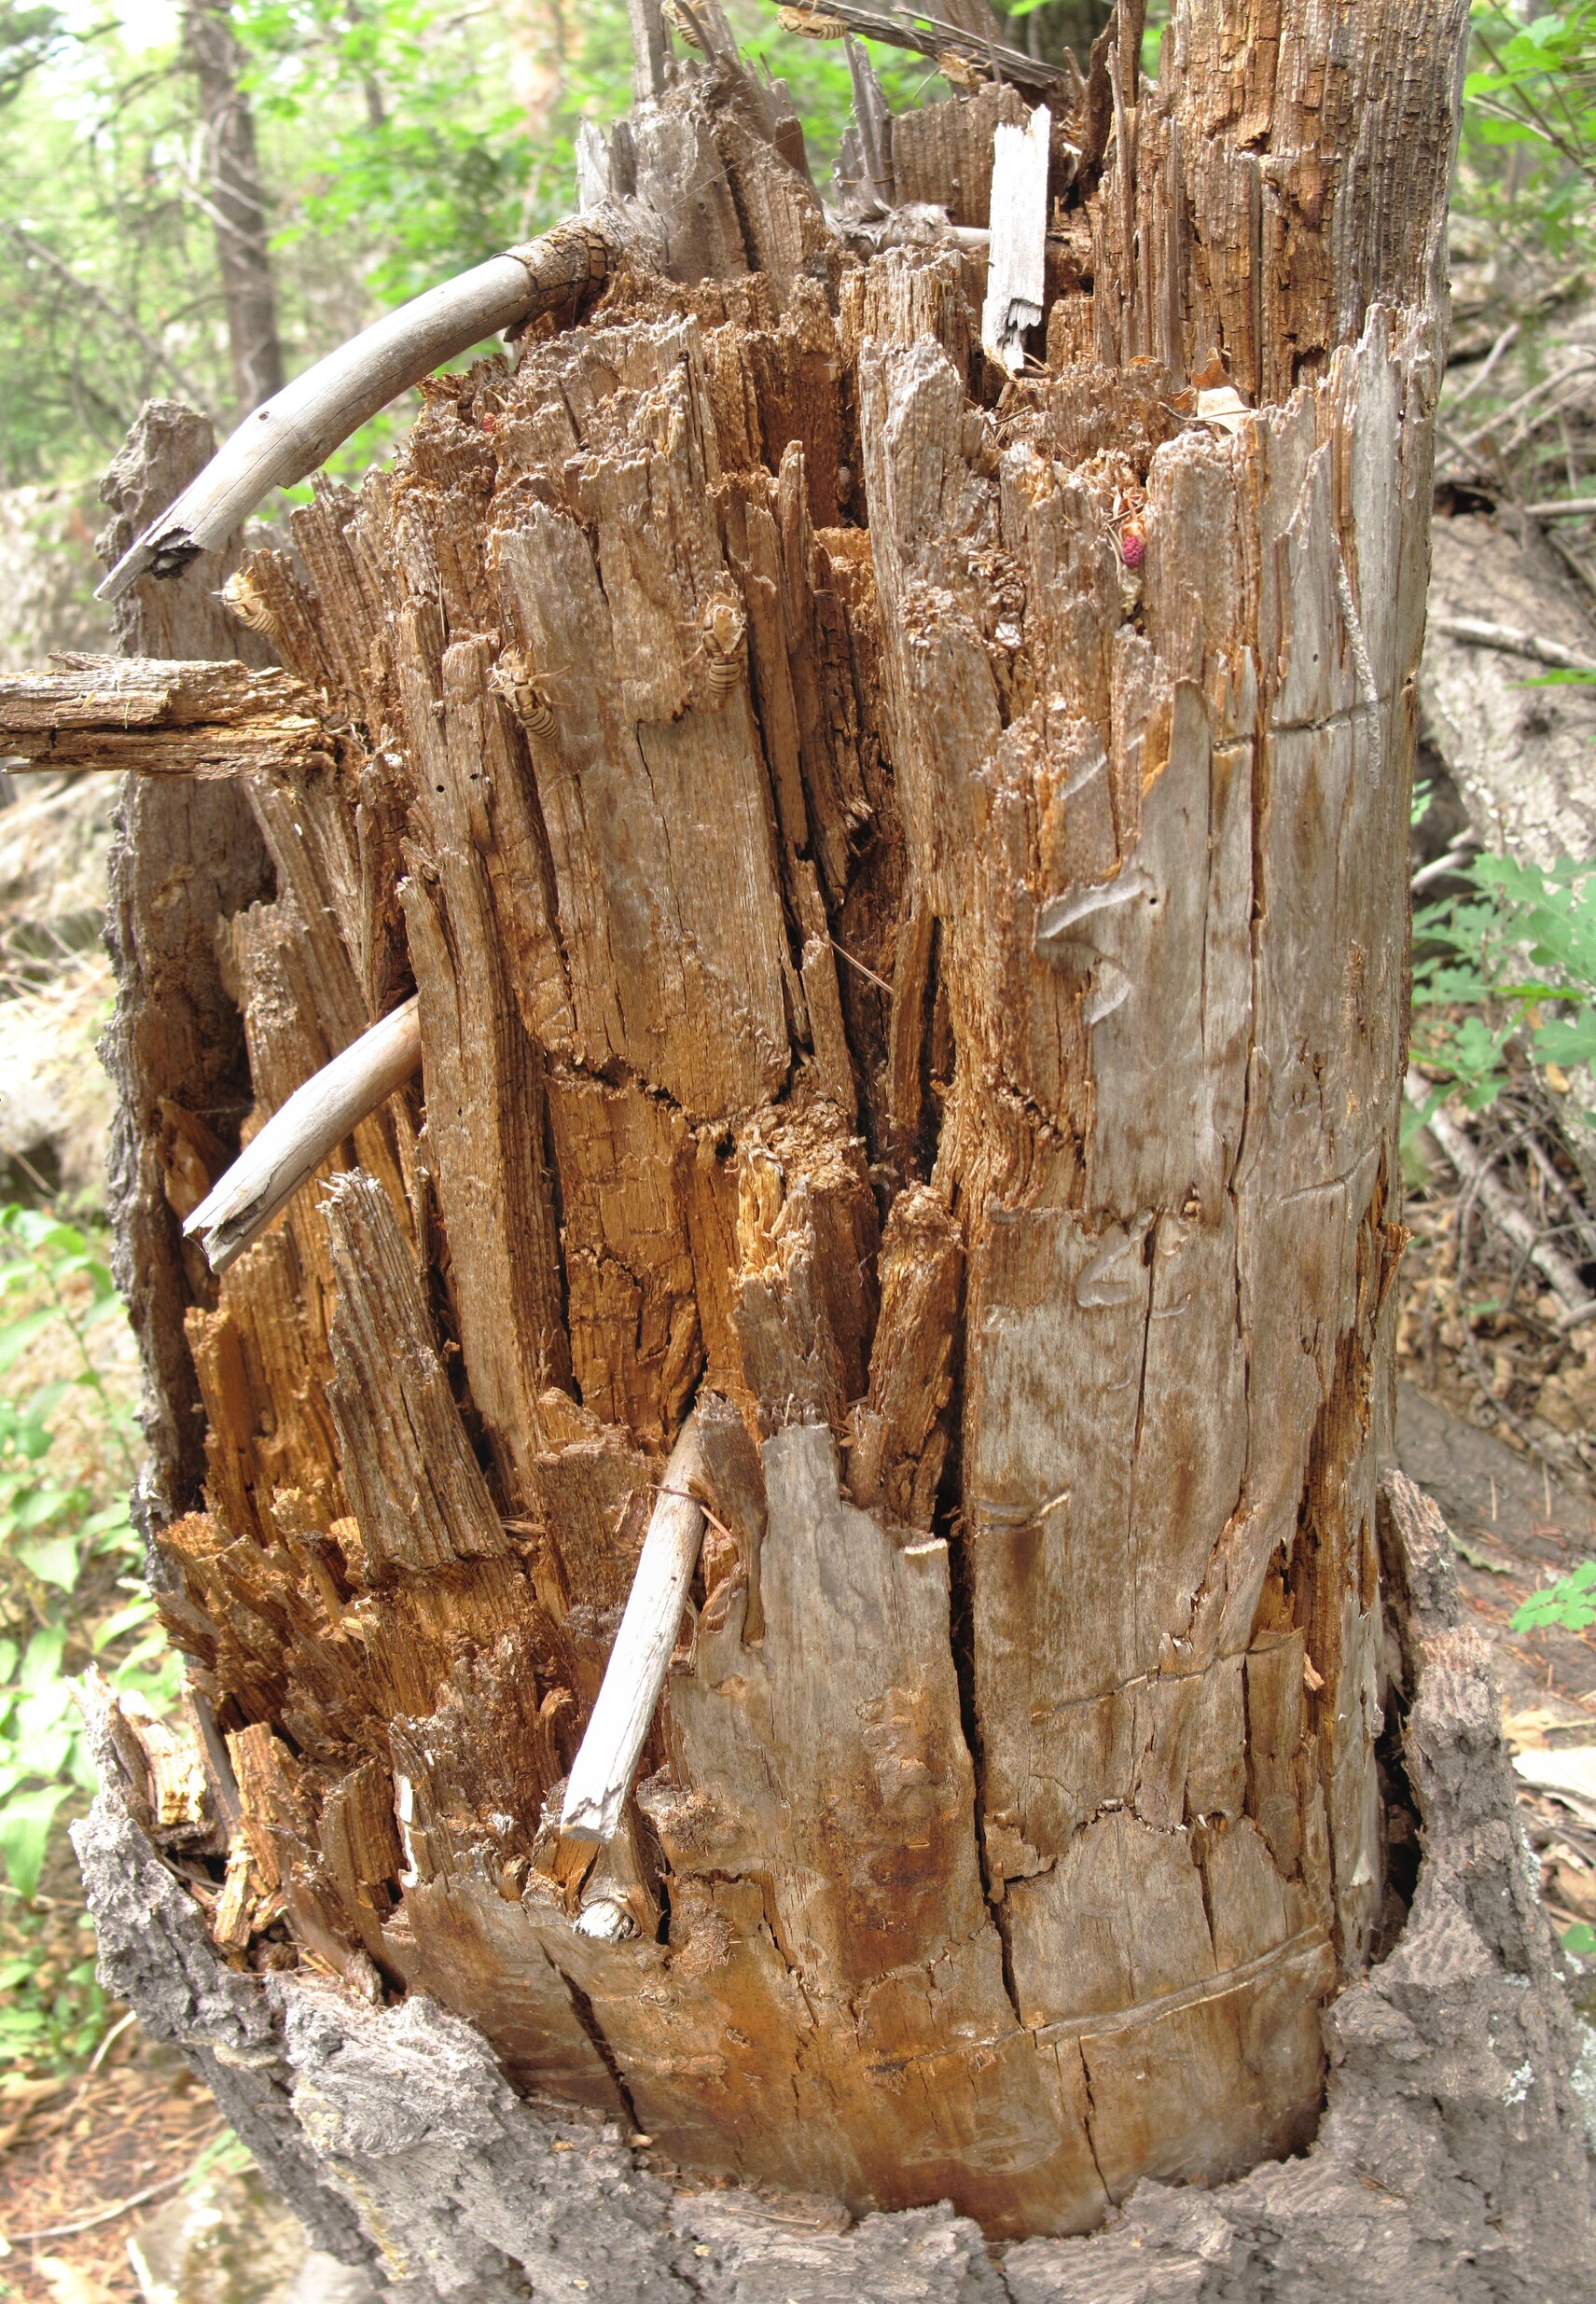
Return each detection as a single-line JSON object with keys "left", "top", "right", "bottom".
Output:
{"left": 1451, "top": 351, "right": 1596, "bottom": 458}
{"left": 0, "top": 2138, "right": 221, "bottom": 2246}
{"left": 1446, "top": 320, "right": 1520, "bottom": 414}
{"left": 1428, "top": 615, "right": 1596, "bottom": 674}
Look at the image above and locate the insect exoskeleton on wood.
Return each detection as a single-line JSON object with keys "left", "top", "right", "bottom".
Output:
{"left": 700, "top": 597, "right": 747, "bottom": 708}
{"left": 490, "top": 647, "right": 557, "bottom": 738}
{"left": 220, "top": 567, "right": 279, "bottom": 637}
{"left": 937, "top": 49, "right": 986, "bottom": 90}
{"left": 661, "top": 0, "right": 709, "bottom": 49}
{"left": 776, "top": 3, "right": 846, "bottom": 35}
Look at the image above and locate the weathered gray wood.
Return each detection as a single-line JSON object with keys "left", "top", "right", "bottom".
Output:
{"left": 980, "top": 102, "right": 1050, "bottom": 371}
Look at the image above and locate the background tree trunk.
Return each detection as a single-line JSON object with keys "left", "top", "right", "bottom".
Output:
{"left": 183, "top": 0, "right": 285, "bottom": 414}
{"left": 55, "top": 0, "right": 1596, "bottom": 2291}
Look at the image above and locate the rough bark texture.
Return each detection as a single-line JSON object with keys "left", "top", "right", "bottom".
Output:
{"left": 74, "top": 1468, "right": 1596, "bottom": 2300}
{"left": 76, "top": 0, "right": 1596, "bottom": 2284}
{"left": 96, "top": 401, "right": 275, "bottom": 1526}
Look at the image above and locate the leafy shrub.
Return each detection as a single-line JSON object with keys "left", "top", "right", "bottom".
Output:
{"left": 1410, "top": 850, "right": 1596, "bottom": 1116}
{"left": 0, "top": 1202, "right": 175, "bottom": 2069}
{"left": 1512, "top": 1559, "right": 1596, "bottom": 1634}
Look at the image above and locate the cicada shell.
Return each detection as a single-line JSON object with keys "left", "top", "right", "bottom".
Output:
{"left": 701, "top": 598, "right": 746, "bottom": 707}
{"left": 221, "top": 568, "right": 279, "bottom": 637}
{"left": 491, "top": 649, "right": 558, "bottom": 739}
{"left": 777, "top": 4, "right": 847, "bottom": 35}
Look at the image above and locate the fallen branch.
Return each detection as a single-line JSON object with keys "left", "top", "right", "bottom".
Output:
{"left": 185, "top": 996, "right": 423, "bottom": 1273}
{"left": 1450, "top": 351, "right": 1596, "bottom": 459}
{"left": 1525, "top": 497, "right": 1596, "bottom": 521}
{"left": 1445, "top": 320, "right": 1519, "bottom": 415}
{"left": 1427, "top": 616, "right": 1596, "bottom": 674}
{"left": 561, "top": 1412, "right": 706, "bottom": 1845}
{"left": 1405, "top": 1069, "right": 1596, "bottom": 1327}
{"left": 775, "top": 0, "right": 1070, "bottom": 99}
{"left": 0, "top": 654, "right": 330, "bottom": 777}
{"left": 97, "top": 215, "right": 633, "bottom": 603}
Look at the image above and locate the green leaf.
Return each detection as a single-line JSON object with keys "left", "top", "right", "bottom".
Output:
{"left": 19, "top": 1622, "right": 65, "bottom": 1693}
{"left": 15, "top": 1530, "right": 80, "bottom": 1589}
{"left": 0, "top": 1784, "right": 65, "bottom": 1897}
{"left": 1562, "top": 1922, "right": 1596, "bottom": 1961}
{"left": 90, "top": 1598, "right": 158, "bottom": 1651}
{"left": 1512, "top": 1560, "right": 1596, "bottom": 1632}
{"left": 11, "top": 1719, "right": 73, "bottom": 1779}
{"left": 0, "top": 1305, "right": 60, "bottom": 1372}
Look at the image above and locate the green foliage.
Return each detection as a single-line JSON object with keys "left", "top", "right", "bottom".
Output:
{"left": 0, "top": 0, "right": 959, "bottom": 487}
{"left": 0, "top": 0, "right": 62, "bottom": 105}
{"left": 1463, "top": 2, "right": 1596, "bottom": 252}
{"left": 1409, "top": 850, "right": 1596, "bottom": 1116}
{"left": 0, "top": 1203, "right": 175, "bottom": 2069}
{"left": 1512, "top": 1558, "right": 1596, "bottom": 1632}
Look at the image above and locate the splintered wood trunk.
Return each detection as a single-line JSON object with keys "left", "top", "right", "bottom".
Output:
{"left": 80, "top": 0, "right": 1464, "bottom": 2245}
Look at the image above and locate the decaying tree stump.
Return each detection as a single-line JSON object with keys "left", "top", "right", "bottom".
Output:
{"left": 17, "top": 0, "right": 1593, "bottom": 2289}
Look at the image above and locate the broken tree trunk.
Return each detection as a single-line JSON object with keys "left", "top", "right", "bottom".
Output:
{"left": 62, "top": 0, "right": 1596, "bottom": 2287}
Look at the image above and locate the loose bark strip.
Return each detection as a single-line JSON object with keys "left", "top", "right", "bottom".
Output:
{"left": 97, "top": 402, "right": 276, "bottom": 1521}
{"left": 96, "top": 216, "right": 634, "bottom": 601}
{"left": 185, "top": 998, "right": 422, "bottom": 1272}
{"left": 561, "top": 1412, "right": 706, "bottom": 1844}
{"left": 0, "top": 655, "right": 329, "bottom": 776}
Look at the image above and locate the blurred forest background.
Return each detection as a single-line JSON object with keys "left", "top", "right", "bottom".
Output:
{"left": 2, "top": 3, "right": 1596, "bottom": 2297}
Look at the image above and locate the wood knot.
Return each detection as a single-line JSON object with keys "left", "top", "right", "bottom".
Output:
{"left": 491, "top": 649, "right": 557, "bottom": 739}
{"left": 701, "top": 599, "right": 746, "bottom": 708}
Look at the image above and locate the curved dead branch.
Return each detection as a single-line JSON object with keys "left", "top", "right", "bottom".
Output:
{"left": 96, "top": 215, "right": 634, "bottom": 604}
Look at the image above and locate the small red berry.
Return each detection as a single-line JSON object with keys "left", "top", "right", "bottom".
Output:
{"left": 1119, "top": 520, "right": 1146, "bottom": 570}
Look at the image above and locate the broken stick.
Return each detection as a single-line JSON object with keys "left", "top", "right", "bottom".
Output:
{"left": 97, "top": 215, "right": 634, "bottom": 602}
{"left": 561, "top": 1412, "right": 707, "bottom": 1846}
{"left": 185, "top": 996, "right": 423, "bottom": 1274}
